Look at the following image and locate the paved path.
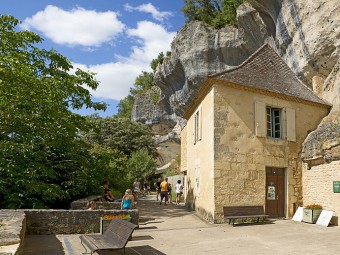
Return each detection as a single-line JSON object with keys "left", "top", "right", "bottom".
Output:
{"left": 23, "top": 195, "right": 340, "bottom": 255}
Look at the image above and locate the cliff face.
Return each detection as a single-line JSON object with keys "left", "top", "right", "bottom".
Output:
{"left": 132, "top": 0, "right": 340, "bottom": 166}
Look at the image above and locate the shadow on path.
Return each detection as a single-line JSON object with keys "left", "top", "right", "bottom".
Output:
{"left": 23, "top": 235, "right": 64, "bottom": 255}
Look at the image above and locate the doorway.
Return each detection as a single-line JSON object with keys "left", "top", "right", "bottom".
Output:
{"left": 265, "top": 167, "right": 285, "bottom": 217}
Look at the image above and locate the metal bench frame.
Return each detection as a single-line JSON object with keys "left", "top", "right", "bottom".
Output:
{"left": 223, "top": 206, "right": 269, "bottom": 226}
{"left": 80, "top": 218, "right": 137, "bottom": 255}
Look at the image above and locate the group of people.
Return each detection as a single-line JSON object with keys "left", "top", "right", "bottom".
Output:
{"left": 155, "top": 177, "right": 183, "bottom": 205}
{"left": 86, "top": 180, "right": 135, "bottom": 210}
{"left": 86, "top": 177, "right": 184, "bottom": 210}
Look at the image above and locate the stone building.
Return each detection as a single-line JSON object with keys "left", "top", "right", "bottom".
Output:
{"left": 180, "top": 44, "right": 331, "bottom": 223}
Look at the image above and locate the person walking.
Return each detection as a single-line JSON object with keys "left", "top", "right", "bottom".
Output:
{"left": 168, "top": 183, "right": 173, "bottom": 204}
{"left": 160, "top": 177, "right": 169, "bottom": 205}
{"left": 143, "top": 179, "right": 149, "bottom": 196}
{"left": 133, "top": 179, "right": 141, "bottom": 204}
{"left": 155, "top": 177, "right": 162, "bottom": 201}
{"left": 175, "top": 180, "right": 183, "bottom": 205}
{"left": 121, "top": 189, "right": 134, "bottom": 210}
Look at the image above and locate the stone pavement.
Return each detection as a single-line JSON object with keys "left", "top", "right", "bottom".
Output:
{"left": 22, "top": 195, "right": 340, "bottom": 255}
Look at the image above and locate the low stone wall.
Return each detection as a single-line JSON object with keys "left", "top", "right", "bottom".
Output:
{"left": 0, "top": 210, "right": 26, "bottom": 255}
{"left": 0, "top": 209, "right": 138, "bottom": 254}
{"left": 70, "top": 200, "right": 121, "bottom": 210}
{"left": 25, "top": 209, "right": 139, "bottom": 235}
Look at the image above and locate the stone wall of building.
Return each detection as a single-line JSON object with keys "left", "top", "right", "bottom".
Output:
{"left": 183, "top": 87, "right": 216, "bottom": 222}
{"left": 180, "top": 125, "right": 188, "bottom": 173}
{"left": 212, "top": 83, "right": 329, "bottom": 223}
{"left": 302, "top": 161, "right": 340, "bottom": 225}
{"left": 25, "top": 209, "right": 139, "bottom": 235}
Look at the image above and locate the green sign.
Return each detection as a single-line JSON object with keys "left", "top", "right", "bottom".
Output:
{"left": 333, "top": 181, "right": 340, "bottom": 193}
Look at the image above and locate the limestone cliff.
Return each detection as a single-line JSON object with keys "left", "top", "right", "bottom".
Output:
{"left": 132, "top": 0, "right": 340, "bottom": 166}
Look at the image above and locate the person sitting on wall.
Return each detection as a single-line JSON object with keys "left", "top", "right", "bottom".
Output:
{"left": 121, "top": 189, "right": 134, "bottom": 210}
{"left": 86, "top": 201, "right": 96, "bottom": 210}
{"left": 103, "top": 180, "right": 122, "bottom": 202}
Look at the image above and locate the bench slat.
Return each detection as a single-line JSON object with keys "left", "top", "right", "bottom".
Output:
{"left": 225, "top": 215, "right": 269, "bottom": 219}
{"left": 80, "top": 218, "right": 137, "bottom": 253}
{"left": 223, "top": 206, "right": 268, "bottom": 226}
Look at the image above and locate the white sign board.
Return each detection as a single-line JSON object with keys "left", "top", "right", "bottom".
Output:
{"left": 316, "top": 210, "right": 334, "bottom": 227}
{"left": 292, "top": 207, "right": 304, "bottom": 222}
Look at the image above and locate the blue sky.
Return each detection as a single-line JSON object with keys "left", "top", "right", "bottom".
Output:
{"left": 0, "top": 0, "right": 186, "bottom": 116}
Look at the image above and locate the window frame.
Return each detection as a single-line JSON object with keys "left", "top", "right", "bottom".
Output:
{"left": 266, "top": 106, "right": 282, "bottom": 139}
{"left": 193, "top": 108, "right": 202, "bottom": 144}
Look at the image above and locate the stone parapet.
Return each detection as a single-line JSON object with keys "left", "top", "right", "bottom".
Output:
{"left": 0, "top": 208, "right": 139, "bottom": 255}
{"left": 0, "top": 210, "right": 26, "bottom": 255}
{"left": 70, "top": 199, "right": 122, "bottom": 210}
{"left": 25, "top": 209, "right": 139, "bottom": 235}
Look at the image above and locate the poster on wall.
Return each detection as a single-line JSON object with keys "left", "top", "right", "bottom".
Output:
{"left": 267, "top": 185, "right": 276, "bottom": 200}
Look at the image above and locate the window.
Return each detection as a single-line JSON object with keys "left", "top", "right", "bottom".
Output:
{"left": 266, "top": 107, "right": 282, "bottom": 138}
{"left": 255, "top": 101, "right": 296, "bottom": 141}
{"left": 193, "top": 108, "right": 202, "bottom": 144}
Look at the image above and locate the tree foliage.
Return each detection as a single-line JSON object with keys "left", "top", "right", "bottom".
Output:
{"left": 0, "top": 15, "right": 107, "bottom": 208}
{"left": 150, "top": 51, "right": 171, "bottom": 72}
{"left": 82, "top": 116, "right": 157, "bottom": 190}
{"left": 129, "top": 71, "right": 155, "bottom": 96}
{"left": 181, "top": 0, "right": 245, "bottom": 29}
{"left": 117, "top": 51, "right": 170, "bottom": 118}
{"left": 127, "top": 149, "right": 157, "bottom": 180}
{"left": 116, "top": 94, "right": 135, "bottom": 119}
{"left": 83, "top": 116, "right": 156, "bottom": 157}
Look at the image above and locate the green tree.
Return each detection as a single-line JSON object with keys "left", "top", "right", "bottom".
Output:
{"left": 181, "top": 0, "right": 245, "bottom": 29}
{"left": 83, "top": 116, "right": 157, "bottom": 157}
{"left": 116, "top": 94, "right": 135, "bottom": 118}
{"left": 0, "top": 15, "right": 107, "bottom": 208}
{"left": 126, "top": 149, "right": 157, "bottom": 180}
{"left": 82, "top": 116, "right": 157, "bottom": 192}
{"left": 150, "top": 51, "right": 171, "bottom": 72}
{"left": 129, "top": 71, "right": 155, "bottom": 96}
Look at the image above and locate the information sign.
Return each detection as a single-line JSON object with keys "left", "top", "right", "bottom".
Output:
{"left": 333, "top": 181, "right": 340, "bottom": 193}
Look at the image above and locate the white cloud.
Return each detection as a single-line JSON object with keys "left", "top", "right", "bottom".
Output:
{"left": 124, "top": 3, "right": 173, "bottom": 22}
{"left": 21, "top": 5, "right": 125, "bottom": 47}
{"left": 76, "top": 22, "right": 176, "bottom": 101}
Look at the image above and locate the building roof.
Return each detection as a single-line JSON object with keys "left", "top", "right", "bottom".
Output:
{"left": 183, "top": 44, "right": 331, "bottom": 119}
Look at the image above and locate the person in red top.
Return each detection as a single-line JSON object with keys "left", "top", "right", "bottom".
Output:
{"left": 160, "top": 177, "right": 169, "bottom": 205}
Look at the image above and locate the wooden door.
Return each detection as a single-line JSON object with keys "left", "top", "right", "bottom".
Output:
{"left": 265, "top": 168, "right": 285, "bottom": 217}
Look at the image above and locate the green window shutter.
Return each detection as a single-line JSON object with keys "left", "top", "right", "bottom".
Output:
{"left": 255, "top": 101, "right": 266, "bottom": 137}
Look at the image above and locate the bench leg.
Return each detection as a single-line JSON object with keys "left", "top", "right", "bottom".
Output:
{"left": 80, "top": 240, "right": 93, "bottom": 255}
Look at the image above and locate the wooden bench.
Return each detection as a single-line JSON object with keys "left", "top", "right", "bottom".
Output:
{"left": 80, "top": 218, "right": 137, "bottom": 255}
{"left": 223, "top": 206, "right": 269, "bottom": 226}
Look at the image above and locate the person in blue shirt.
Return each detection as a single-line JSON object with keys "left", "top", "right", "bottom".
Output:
{"left": 121, "top": 189, "right": 134, "bottom": 210}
